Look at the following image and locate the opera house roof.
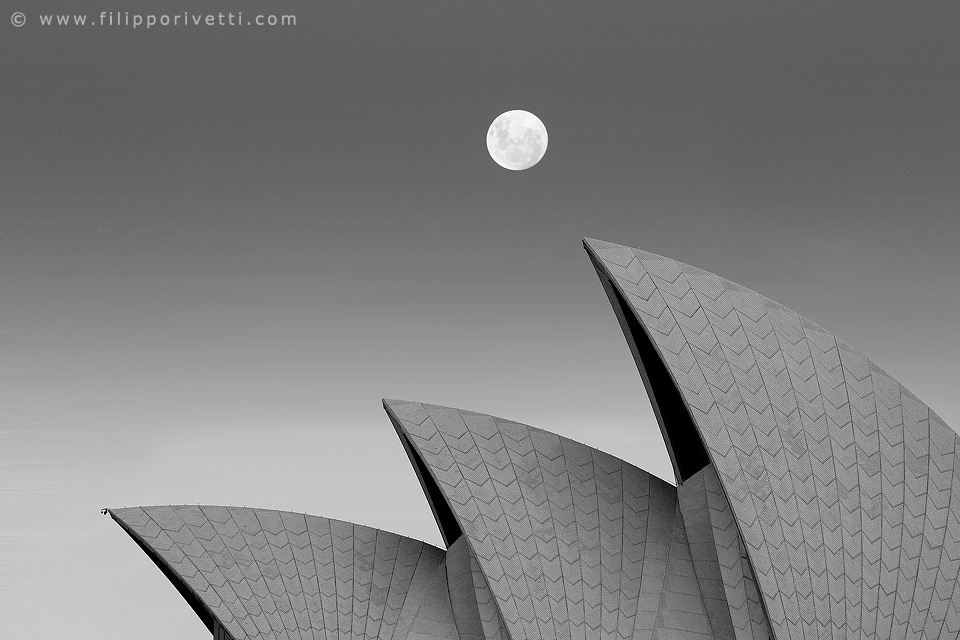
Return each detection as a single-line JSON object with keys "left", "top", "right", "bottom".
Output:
{"left": 108, "top": 239, "right": 960, "bottom": 640}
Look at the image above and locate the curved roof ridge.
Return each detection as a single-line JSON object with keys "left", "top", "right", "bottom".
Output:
{"left": 584, "top": 236, "right": 920, "bottom": 397}
{"left": 110, "top": 504, "right": 433, "bottom": 547}
{"left": 383, "top": 398, "right": 678, "bottom": 487}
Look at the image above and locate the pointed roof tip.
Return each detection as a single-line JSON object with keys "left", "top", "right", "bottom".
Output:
{"left": 582, "top": 236, "right": 641, "bottom": 256}
{"left": 582, "top": 236, "right": 613, "bottom": 261}
{"left": 382, "top": 398, "right": 430, "bottom": 432}
{"left": 382, "top": 398, "right": 399, "bottom": 419}
{"left": 583, "top": 236, "right": 627, "bottom": 244}
{"left": 583, "top": 238, "right": 680, "bottom": 268}
{"left": 382, "top": 398, "right": 414, "bottom": 411}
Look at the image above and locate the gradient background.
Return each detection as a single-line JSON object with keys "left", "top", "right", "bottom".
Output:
{"left": 2, "top": 2, "right": 959, "bottom": 638}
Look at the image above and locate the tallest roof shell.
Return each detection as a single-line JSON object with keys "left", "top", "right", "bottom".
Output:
{"left": 584, "top": 237, "right": 960, "bottom": 640}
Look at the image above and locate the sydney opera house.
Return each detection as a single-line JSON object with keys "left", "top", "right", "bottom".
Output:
{"left": 108, "top": 239, "right": 960, "bottom": 640}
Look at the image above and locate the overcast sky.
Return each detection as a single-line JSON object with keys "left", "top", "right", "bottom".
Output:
{"left": 2, "top": 2, "right": 959, "bottom": 638}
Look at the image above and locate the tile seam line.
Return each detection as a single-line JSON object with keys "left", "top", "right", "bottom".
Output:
{"left": 281, "top": 511, "right": 320, "bottom": 640}
{"left": 767, "top": 317, "right": 834, "bottom": 640}
{"left": 903, "top": 399, "right": 932, "bottom": 636}
{"left": 917, "top": 414, "right": 956, "bottom": 636}
{"left": 722, "top": 301, "right": 808, "bottom": 639}
{"left": 302, "top": 513, "right": 328, "bottom": 640}
{"left": 253, "top": 507, "right": 300, "bottom": 640}
{"left": 198, "top": 505, "right": 260, "bottom": 639}
{"left": 738, "top": 304, "right": 821, "bottom": 640}
{"left": 528, "top": 429, "right": 575, "bottom": 637}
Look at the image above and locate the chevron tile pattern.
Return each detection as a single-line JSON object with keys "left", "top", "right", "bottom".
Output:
{"left": 445, "top": 536, "right": 510, "bottom": 640}
{"left": 585, "top": 237, "right": 960, "bottom": 640}
{"left": 678, "top": 464, "right": 773, "bottom": 640}
{"left": 384, "top": 399, "right": 726, "bottom": 640}
{"left": 109, "top": 239, "right": 959, "bottom": 640}
{"left": 109, "top": 507, "right": 457, "bottom": 640}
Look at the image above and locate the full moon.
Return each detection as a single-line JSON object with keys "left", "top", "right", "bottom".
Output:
{"left": 486, "top": 110, "right": 548, "bottom": 171}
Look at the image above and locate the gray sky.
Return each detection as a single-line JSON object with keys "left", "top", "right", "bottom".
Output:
{"left": 2, "top": 2, "right": 959, "bottom": 638}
